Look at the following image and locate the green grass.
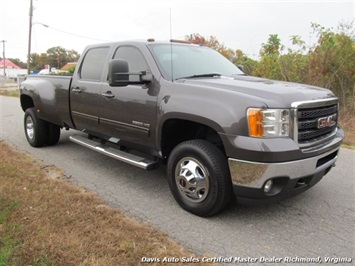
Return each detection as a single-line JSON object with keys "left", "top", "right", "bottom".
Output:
{"left": 0, "top": 199, "right": 18, "bottom": 224}
{"left": 0, "top": 237, "right": 18, "bottom": 266}
{"left": 0, "top": 199, "right": 20, "bottom": 266}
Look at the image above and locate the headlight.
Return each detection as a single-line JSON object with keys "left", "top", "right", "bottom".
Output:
{"left": 247, "top": 108, "right": 290, "bottom": 137}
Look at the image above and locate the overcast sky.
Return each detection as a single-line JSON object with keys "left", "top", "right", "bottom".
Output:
{"left": 0, "top": 0, "right": 354, "bottom": 62}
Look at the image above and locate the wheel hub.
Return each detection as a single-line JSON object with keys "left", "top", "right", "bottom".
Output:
{"left": 25, "top": 116, "right": 34, "bottom": 140}
{"left": 175, "top": 157, "right": 210, "bottom": 203}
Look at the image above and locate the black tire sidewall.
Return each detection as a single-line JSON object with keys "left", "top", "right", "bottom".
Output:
{"left": 167, "top": 140, "right": 232, "bottom": 217}
{"left": 46, "top": 123, "right": 60, "bottom": 146}
{"left": 24, "top": 108, "right": 47, "bottom": 147}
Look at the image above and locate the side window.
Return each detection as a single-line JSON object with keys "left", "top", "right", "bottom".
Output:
{"left": 114, "top": 46, "right": 149, "bottom": 82}
{"left": 80, "top": 47, "right": 109, "bottom": 81}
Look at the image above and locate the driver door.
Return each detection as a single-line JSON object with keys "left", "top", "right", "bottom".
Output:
{"left": 99, "top": 46, "right": 158, "bottom": 148}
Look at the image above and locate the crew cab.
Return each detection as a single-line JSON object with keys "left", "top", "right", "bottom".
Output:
{"left": 19, "top": 39, "right": 344, "bottom": 216}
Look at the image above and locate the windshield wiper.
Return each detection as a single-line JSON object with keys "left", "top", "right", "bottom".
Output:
{"left": 175, "top": 73, "right": 222, "bottom": 80}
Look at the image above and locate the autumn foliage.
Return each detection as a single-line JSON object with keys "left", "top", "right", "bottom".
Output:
{"left": 186, "top": 22, "right": 355, "bottom": 117}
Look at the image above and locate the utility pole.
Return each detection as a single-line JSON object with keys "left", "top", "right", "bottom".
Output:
{"left": 27, "top": 0, "right": 33, "bottom": 75}
{"left": 1, "top": 40, "right": 6, "bottom": 79}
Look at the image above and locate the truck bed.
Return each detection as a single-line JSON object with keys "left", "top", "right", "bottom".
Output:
{"left": 20, "top": 74, "right": 73, "bottom": 127}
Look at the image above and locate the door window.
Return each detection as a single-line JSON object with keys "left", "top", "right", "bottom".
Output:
{"left": 113, "top": 46, "right": 149, "bottom": 82}
{"left": 80, "top": 47, "right": 109, "bottom": 81}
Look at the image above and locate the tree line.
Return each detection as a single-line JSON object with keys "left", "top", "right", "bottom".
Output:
{"left": 29, "top": 47, "right": 80, "bottom": 71}
{"left": 4, "top": 46, "right": 80, "bottom": 73}
{"left": 186, "top": 22, "right": 354, "bottom": 114}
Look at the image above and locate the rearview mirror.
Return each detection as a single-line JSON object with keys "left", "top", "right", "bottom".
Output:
{"left": 109, "top": 59, "right": 152, "bottom": 87}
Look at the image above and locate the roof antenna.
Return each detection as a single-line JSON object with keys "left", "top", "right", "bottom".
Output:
{"left": 169, "top": 8, "right": 174, "bottom": 82}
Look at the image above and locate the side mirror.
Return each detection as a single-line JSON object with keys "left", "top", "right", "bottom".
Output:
{"left": 109, "top": 59, "right": 129, "bottom": 87}
{"left": 237, "top": 65, "right": 244, "bottom": 72}
{"left": 109, "top": 59, "right": 153, "bottom": 87}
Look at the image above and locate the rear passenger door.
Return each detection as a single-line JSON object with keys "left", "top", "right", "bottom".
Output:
{"left": 70, "top": 46, "right": 110, "bottom": 132}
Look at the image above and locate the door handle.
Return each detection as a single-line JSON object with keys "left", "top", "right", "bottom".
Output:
{"left": 102, "top": 91, "right": 115, "bottom": 99}
{"left": 72, "top": 86, "right": 82, "bottom": 93}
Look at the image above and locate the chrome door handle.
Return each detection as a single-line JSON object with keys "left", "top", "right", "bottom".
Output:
{"left": 102, "top": 92, "right": 115, "bottom": 99}
{"left": 72, "top": 86, "right": 82, "bottom": 93}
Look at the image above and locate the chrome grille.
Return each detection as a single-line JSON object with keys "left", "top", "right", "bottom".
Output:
{"left": 292, "top": 99, "right": 339, "bottom": 148}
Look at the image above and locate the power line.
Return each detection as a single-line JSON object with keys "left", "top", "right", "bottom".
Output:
{"left": 35, "top": 22, "right": 109, "bottom": 43}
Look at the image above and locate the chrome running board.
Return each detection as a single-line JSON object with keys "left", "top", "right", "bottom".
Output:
{"left": 69, "top": 134, "right": 158, "bottom": 170}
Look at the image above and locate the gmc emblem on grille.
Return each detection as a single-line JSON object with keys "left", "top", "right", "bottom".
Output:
{"left": 317, "top": 114, "right": 337, "bottom": 129}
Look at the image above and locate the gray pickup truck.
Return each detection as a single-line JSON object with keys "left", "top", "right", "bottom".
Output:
{"left": 20, "top": 40, "right": 344, "bottom": 216}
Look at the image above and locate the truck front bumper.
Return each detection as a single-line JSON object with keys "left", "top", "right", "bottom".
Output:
{"left": 228, "top": 147, "right": 340, "bottom": 204}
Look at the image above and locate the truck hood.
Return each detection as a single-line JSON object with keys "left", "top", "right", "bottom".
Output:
{"left": 177, "top": 75, "right": 336, "bottom": 108}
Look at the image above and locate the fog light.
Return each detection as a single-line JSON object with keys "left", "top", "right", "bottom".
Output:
{"left": 264, "top": 180, "right": 273, "bottom": 193}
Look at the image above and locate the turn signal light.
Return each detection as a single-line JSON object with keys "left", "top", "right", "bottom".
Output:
{"left": 247, "top": 109, "right": 264, "bottom": 137}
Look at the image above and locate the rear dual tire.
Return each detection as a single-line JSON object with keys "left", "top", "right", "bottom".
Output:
{"left": 46, "top": 123, "right": 61, "bottom": 146}
{"left": 24, "top": 108, "right": 60, "bottom": 147}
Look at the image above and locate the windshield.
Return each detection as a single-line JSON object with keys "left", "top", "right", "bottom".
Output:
{"left": 149, "top": 44, "right": 244, "bottom": 80}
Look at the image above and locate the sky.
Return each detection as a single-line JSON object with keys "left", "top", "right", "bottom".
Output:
{"left": 0, "top": 0, "right": 354, "bottom": 63}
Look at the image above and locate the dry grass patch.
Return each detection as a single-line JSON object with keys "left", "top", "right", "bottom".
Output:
{"left": 0, "top": 141, "right": 215, "bottom": 265}
{"left": 339, "top": 110, "right": 355, "bottom": 149}
{"left": 0, "top": 89, "right": 19, "bottom": 97}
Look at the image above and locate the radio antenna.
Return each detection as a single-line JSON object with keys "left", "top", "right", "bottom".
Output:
{"left": 169, "top": 8, "right": 174, "bottom": 82}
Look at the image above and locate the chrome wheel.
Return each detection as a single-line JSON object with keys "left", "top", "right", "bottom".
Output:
{"left": 168, "top": 140, "right": 233, "bottom": 216}
{"left": 175, "top": 157, "right": 210, "bottom": 203}
{"left": 25, "top": 115, "right": 34, "bottom": 140}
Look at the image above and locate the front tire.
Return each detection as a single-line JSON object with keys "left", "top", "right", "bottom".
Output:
{"left": 24, "top": 108, "right": 47, "bottom": 147}
{"left": 167, "top": 140, "right": 233, "bottom": 217}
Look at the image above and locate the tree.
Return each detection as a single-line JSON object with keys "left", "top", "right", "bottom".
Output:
{"left": 67, "top": 49, "right": 80, "bottom": 62}
{"left": 277, "top": 35, "right": 308, "bottom": 83}
{"left": 185, "top": 33, "right": 236, "bottom": 61}
{"left": 306, "top": 23, "right": 355, "bottom": 112}
{"left": 29, "top": 46, "right": 81, "bottom": 72}
{"left": 30, "top": 52, "right": 48, "bottom": 71}
{"left": 185, "top": 33, "right": 259, "bottom": 75}
{"left": 252, "top": 23, "right": 354, "bottom": 114}
{"left": 46, "top": 46, "right": 67, "bottom": 69}
{"left": 253, "top": 34, "right": 284, "bottom": 80}
{"left": 233, "top": 49, "right": 259, "bottom": 75}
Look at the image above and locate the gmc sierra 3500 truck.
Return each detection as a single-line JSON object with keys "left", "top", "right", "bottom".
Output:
{"left": 20, "top": 39, "right": 344, "bottom": 217}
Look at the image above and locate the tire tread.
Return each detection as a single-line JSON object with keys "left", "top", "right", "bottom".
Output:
{"left": 167, "top": 139, "right": 233, "bottom": 217}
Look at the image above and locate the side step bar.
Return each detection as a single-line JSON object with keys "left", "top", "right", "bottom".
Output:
{"left": 69, "top": 135, "right": 159, "bottom": 170}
